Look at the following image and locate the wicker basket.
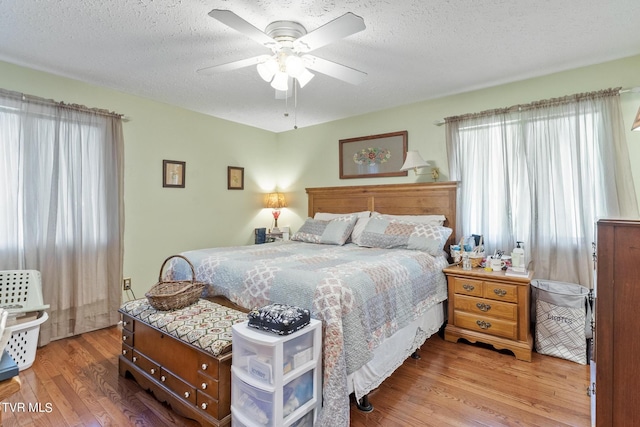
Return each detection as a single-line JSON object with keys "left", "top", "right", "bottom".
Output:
{"left": 469, "top": 254, "right": 485, "bottom": 268}
{"left": 453, "top": 251, "right": 485, "bottom": 268}
{"left": 145, "top": 255, "right": 205, "bottom": 311}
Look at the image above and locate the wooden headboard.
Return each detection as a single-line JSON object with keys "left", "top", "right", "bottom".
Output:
{"left": 306, "top": 182, "right": 458, "bottom": 250}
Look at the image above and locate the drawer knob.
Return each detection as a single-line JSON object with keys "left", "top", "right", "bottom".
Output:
{"left": 201, "top": 363, "right": 208, "bottom": 370}
{"left": 132, "top": 356, "right": 137, "bottom": 363}
{"left": 160, "top": 375, "right": 166, "bottom": 382}
{"left": 493, "top": 288, "right": 507, "bottom": 297}
{"left": 150, "top": 368, "right": 156, "bottom": 375}
{"left": 123, "top": 321, "right": 128, "bottom": 326}
{"left": 184, "top": 391, "right": 191, "bottom": 398}
{"left": 476, "top": 320, "right": 492, "bottom": 330}
{"left": 476, "top": 302, "right": 491, "bottom": 312}
{"left": 201, "top": 382, "right": 207, "bottom": 390}
{"left": 122, "top": 349, "right": 127, "bottom": 356}
{"left": 462, "top": 284, "right": 475, "bottom": 291}
{"left": 122, "top": 335, "right": 127, "bottom": 341}
{"left": 201, "top": 403, "right": 208, "bottom": 410}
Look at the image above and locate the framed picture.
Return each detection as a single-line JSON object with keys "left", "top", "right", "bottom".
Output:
{"left": 162, "top": 160, "right": 185, "bottom": 188}
{"left": 228, "top": 166, "right": 244, "bottom": 190}
{"left": 339, "top": 131, "right": 408, "bottom": 179}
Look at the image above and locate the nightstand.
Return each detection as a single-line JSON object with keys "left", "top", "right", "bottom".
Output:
{"left": 266, "top": 232, "right": 283, "bottom": 242}
{"left": 443, "top": 265, "right": 534, "bottom": 361}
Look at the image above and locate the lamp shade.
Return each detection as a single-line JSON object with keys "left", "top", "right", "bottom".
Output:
{"left": 271, "top": 72, "right": 289, "bottom": 91}
{"left": 632, "top": 106, "right": 640, "bottom": 131}
{"left": 400, "top": 150, "right": 429, "bottom": 171}
{"left": 257, "top": 59, "right": 277, "bottom": 82}
{"left": 296, "top": 68, "right": 315, "bottom": 88}
{"left": 265, "top": 192, "right": 287, "bottom": 209}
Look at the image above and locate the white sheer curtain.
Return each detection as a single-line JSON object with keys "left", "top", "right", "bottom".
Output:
{"left": 0, "top": 89, "right": 124, "bottom": 344}
{"left": 446, "top": 88, "right": 638, "bottom": 287}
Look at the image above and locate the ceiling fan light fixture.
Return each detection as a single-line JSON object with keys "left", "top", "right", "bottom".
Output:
{"left": 285, "top": 54, "right": 305, "bottom": 77}
{"left": 257, "top": 63, "right": 274, "bottom": 82}
{"left": 271, "top": 71, "right": 289, "bottom": 91}
{"left": 257, "top": 57, "right": 278, "bottom": 82}
{"left": 296, "top": 68, "right": 315, "bottom": 88}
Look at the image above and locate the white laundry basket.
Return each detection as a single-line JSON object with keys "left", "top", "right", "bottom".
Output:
{"left": 0, "top": 270, "right": 50, "bottom": 370}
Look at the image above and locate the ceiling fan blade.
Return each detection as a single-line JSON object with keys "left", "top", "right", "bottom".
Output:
{"left": 208, "top": 9, "right": 279, "bottom": 50}
{"left": 197, "top": 55, "right": 268, "bottom": 75}
{"left": 293, "top": 12, "right": 365, "bottom": 53}
{"left": 303, "top": 55, "right": 367, "bottom": 85}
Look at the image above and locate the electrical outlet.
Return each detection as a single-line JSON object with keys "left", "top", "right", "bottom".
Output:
{"left": 123, "top": 277, "right": 132, "bottom": 291}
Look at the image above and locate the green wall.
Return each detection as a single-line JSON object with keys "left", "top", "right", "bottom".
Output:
{"left": 0, "top": 60, "right": 278, "bottom": 297}
{"left": 276, "top": 54, "right": 640, "bottom": 233}
{"left": 1, "top": 54, "right": 639, "bottom": 298}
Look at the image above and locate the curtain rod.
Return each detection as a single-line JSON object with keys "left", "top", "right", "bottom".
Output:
{"left": 433, "top": 86, "right": 640, "bottom": 126}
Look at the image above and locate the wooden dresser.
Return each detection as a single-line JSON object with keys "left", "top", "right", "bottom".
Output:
{"left": 443, "top": 265, "right": 533, "bottom": 361}
{"left": 593, "top": 219, "right": 640, "bottom": 426}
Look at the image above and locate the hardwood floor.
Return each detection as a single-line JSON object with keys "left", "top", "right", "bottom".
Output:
{"left": 0, "top": 325, "right": 590, "bottom": 426}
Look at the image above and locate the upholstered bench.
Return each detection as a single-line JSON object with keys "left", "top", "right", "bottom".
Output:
{"left": 118, "top": 298, "right": 247, "bottom": 427}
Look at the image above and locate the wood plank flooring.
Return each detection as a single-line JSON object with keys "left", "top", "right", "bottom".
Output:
{"left": 0, "top": 325, "right": 590, "bottom": 426}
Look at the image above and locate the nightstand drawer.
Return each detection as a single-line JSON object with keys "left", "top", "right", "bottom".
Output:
{"left": 483, "top": 282, "right": 518, "bottom": 303}
{"left": 454, "top": 294, "right": 517, "bottom": 321}
{"left": 452, "top": 277, "right": 483, "bottom": 297}
{"left": 454, "top": 311, "right": 517, "bottom": 340}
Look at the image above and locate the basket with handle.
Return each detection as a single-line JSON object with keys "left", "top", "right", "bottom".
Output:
{"left": 145, "top": 255, "right": 205, "bottom": 311}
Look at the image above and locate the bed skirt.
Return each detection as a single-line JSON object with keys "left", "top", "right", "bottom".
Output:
{"left": 347, "top": 301, "right": 445, "bottom": 400}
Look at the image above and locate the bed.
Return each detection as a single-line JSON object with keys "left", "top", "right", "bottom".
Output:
{"left": 177, "top": 182, "right": 458, "bottom": 427}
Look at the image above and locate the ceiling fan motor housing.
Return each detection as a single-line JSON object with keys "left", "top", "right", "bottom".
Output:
{"left": 265, "top": 21, "right": 307, "bottom": 46}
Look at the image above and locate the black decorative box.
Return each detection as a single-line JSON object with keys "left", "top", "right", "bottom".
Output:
{"left": 248, "top": 303, "right": 311, "bottom": 335}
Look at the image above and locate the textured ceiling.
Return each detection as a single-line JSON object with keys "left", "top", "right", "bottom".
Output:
{"left": 1, "top": 0, "right": 639, "bottom": 132}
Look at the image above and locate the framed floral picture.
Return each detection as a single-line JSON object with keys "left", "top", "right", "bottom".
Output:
{"left": 339, "top": 131, "right": 408, "bottom": 179}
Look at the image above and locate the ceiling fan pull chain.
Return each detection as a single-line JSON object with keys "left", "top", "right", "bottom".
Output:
{"left": 294, "top": 82, "right": 298, "bottom": 129}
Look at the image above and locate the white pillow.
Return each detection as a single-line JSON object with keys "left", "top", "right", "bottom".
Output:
{"left": 350, "top": 216, "right": 370, "bottom": 245}
{"left": 371, "top": 212, "right": 446, "bottom": 226}
{"left": 314, "top": 211, "right": 370, "bottom": 220}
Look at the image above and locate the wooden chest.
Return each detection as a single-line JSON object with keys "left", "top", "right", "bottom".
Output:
{"left": 118, "top": 299, "right": 247, "bottom": 426}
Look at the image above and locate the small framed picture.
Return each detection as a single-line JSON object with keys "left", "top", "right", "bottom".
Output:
{"left": 228, "top": 166, "right": 244, "bottom": 190}
{"left": 163, "top": 160, "right": 185, "bottom": 188}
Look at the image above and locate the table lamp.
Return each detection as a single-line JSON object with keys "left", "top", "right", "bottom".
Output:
{"left": 265, "top": 192, "right": 287, "bottom": 232}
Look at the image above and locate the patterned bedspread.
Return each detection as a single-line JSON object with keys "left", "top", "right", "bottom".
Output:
{"left": 174, "top": 241, "right": 448, "bottom": 427}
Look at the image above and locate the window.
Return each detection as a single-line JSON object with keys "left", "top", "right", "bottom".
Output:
{"left": 447, "top": 89, "right": 638, "bottom": 286}
{"left": 0, "top": 89, "right": 124, "bottom": 343}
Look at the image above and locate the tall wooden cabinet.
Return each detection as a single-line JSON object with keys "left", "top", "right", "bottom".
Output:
{"left": 593, "top": 219, "right": 640, "bottom": 426}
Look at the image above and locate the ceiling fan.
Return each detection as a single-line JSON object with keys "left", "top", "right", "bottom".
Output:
{"left": 197, "top": 9, "right": 367, "bottom": 93}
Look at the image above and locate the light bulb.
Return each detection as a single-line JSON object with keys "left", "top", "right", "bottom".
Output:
{"left": 285, "top": 55, "right": 305, "bottom": 77}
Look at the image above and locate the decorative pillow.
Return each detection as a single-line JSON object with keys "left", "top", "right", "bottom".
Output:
{"left": 314, "top": 211, "right": 371, "bottom": 244}
{"left": 372, "top": 212, "right": 446, "bottom": 226}
{"left": 358, "top": 216, "right": 453, "bottom": 255}
{"left": 291, "top": 215, "right": 358, "bottom": 245}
